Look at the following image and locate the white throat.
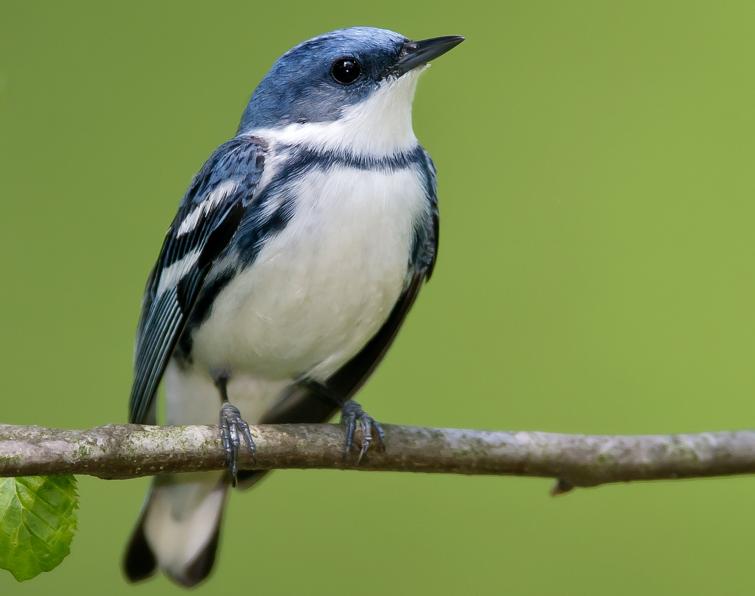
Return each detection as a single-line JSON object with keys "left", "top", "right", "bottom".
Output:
{"left": 251, "top": 68, "right": 425, "bottom": 157}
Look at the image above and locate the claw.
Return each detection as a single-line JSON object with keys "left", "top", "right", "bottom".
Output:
{"left": 344, "top": 412, "right": 356, "bottom": 456}
{"left": 340, "top": 400, "right": 384, "bottom": 462}
{"left": 357, "top": 412, "right": 375, "bottom": 463}
{"left": 240, "top": 422, "right": 256, "bottom": 457}
{"left": 219, "top": 402, "right": 256, "bottom": 486}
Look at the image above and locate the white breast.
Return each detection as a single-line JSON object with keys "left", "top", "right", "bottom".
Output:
{"left": 191, "top": 164, "right": 428, "bottom": 381}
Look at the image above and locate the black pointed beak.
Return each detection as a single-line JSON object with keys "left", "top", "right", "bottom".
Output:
{"left": 391, "top": 35, "right": 465, "bottom": 76}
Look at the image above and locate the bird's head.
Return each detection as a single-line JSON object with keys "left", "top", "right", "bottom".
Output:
{"left": 238, "top": 27, "right": 463, "bottom": 156}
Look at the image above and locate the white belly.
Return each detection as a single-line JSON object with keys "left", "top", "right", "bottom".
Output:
{"left": 191, "top": 165, "right": 427, "bottom": 381}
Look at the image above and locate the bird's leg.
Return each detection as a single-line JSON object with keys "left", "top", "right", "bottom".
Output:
{"left": 299, "top": 381, "right": 386, "bottom": 461}
{"left": 339, "top": 400, "right": 386, "bottom": 462}
{"left": 215, "top": 375, "right": 255, "bottom": 486}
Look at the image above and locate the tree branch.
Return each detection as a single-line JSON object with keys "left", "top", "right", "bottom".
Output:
{"left": 2, "top": 423, "right": 755, "bottom": 490}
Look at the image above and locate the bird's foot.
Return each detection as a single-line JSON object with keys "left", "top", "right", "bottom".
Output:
{"left": 340, "top": 400, "right": 385, "bottom": 462}
{"left": 219, "top": 402, "right": 255, "bottom": 486}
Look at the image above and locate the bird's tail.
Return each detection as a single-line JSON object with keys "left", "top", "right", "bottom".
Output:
{"left": 123, "top": 471, "right": 228, "bottom": 587}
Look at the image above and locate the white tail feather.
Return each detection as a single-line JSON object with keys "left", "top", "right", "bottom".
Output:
{"left": 143, "top": 472, "right": 227, "bottom": 578}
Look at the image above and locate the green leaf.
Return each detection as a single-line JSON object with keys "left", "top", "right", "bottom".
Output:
{"left": 0, "top": 475, "right": 78, "bottom": 581}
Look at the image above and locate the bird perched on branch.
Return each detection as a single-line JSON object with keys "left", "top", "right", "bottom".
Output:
{"left": 123, "top": 26, "right": 463, "bottom": 587}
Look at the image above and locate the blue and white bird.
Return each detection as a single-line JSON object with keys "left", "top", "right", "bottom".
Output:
{"left": 123, "top": 26, "right": 463, "bottom": 587}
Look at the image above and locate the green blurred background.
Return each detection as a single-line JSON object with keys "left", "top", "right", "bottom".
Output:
{"left": 3, "top": 0, "right": 755, "bottom": 594}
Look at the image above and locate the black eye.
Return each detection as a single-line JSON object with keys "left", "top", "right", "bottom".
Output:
{"left": 331, "top": 57, "right": 361, "bottom": 84}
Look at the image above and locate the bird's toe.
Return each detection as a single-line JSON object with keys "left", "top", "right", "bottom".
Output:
{"left": 219, "top": 403, "right": 256, "bottom": 486}
{"left": 340, "top": 400, "right": 385, "bottom": 462}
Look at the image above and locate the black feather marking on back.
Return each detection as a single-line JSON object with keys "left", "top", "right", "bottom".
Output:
{"left": 175, "top": 269, "right": 235, "bottom": 363}
{"left": 197, "top": 201, "right": 245, "bottom": 270}
{"left": 232, "top": 166, "right": 302, "bottom": 267}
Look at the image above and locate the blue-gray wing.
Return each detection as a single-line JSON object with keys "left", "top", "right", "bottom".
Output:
{"left": 129, "top": 136, "right": 267, "bottom": 424}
